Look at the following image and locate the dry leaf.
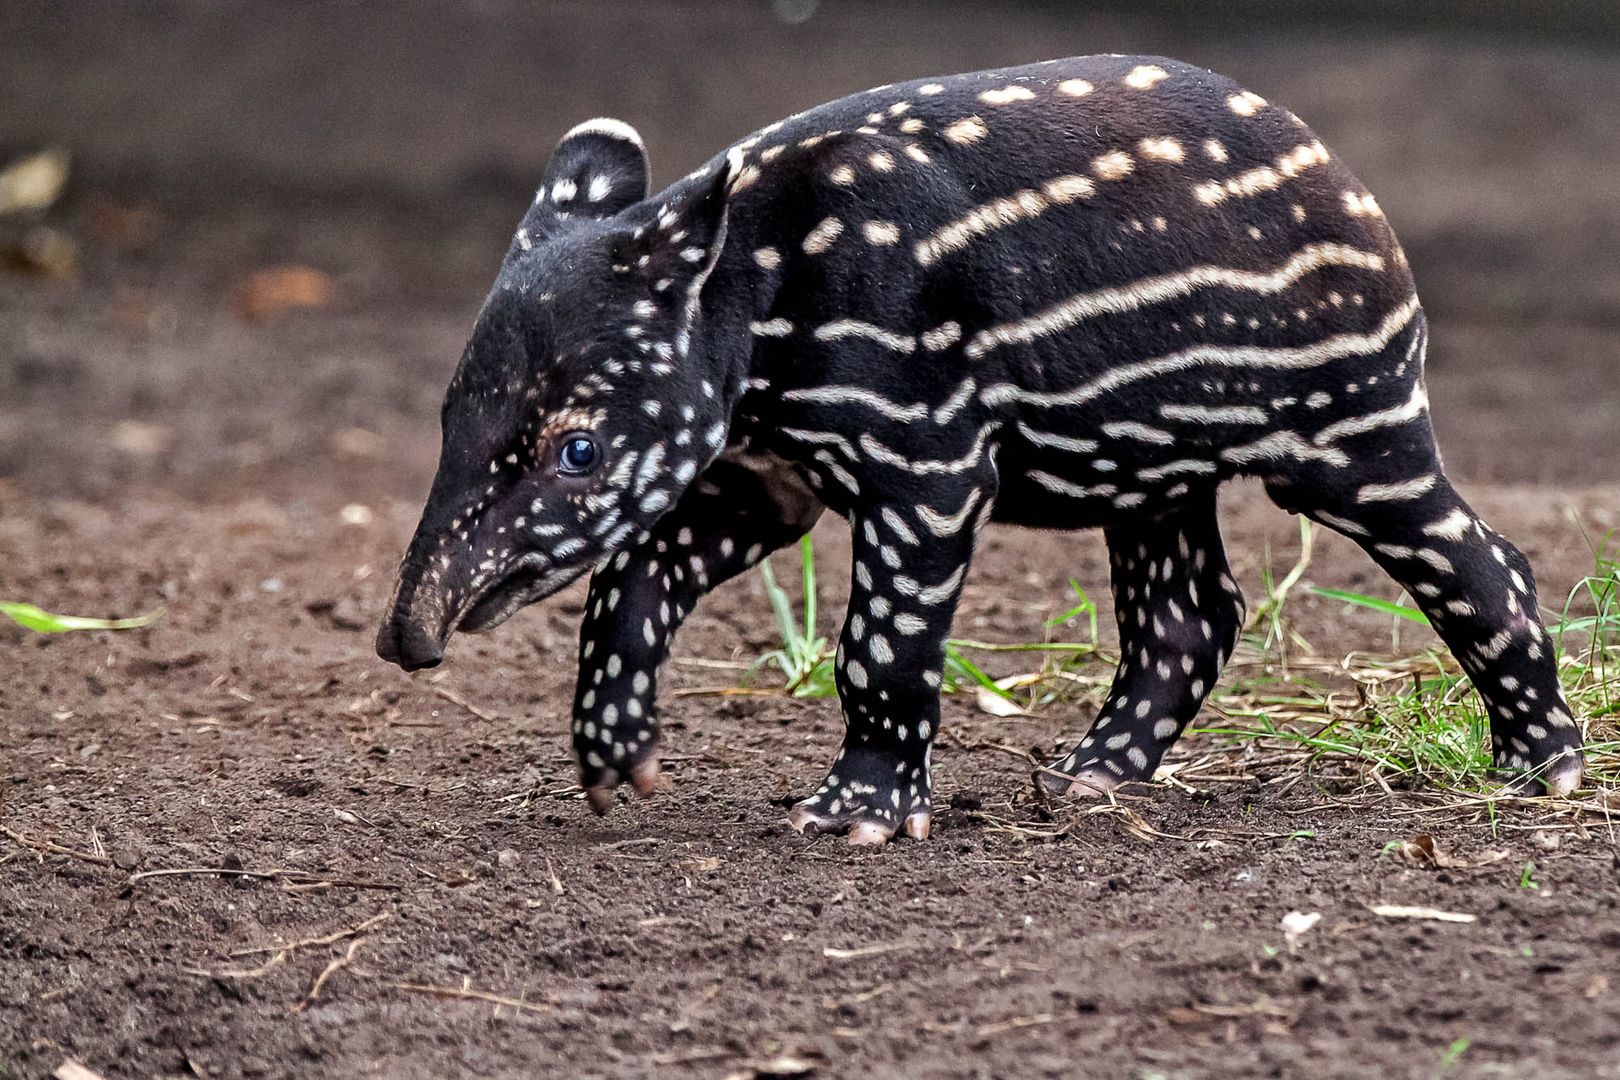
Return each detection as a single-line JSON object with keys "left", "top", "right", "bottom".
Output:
{"left": 1397, "top": 833, "right": 1454, "bottom": 867}
{"left": 1280, "top": 910, "right": 1321, "bottom": 948}
{"left": 746, "top": 1056, "right": 817, "bottom": 1079}
{"left": 975, "top": 672, "right": 1041, "bottom": 717}
{"left": 975, "top": 686, "right": 1028, "bottom": 717}
{"left": 4, "top": 224, "right": 76, "bottom": 278}
{"left": 823, "top": 942, "right": 910, "bottom": 960}
{"left": 110, "top": 420, "right": 173, "bottom": 457}
{"left": 55, "top": 1061, "right": 108, "bottom": 1080}
{"left": 677, "top": 856, "right": 724, "bottom": 874}
{"left": 339, "top": 503, "right": 374, "bottom": 527}
{"left": 1396, "top": 833, "right": 1508, "bottom": 870}
{"left": 1368, "top": 904, "right": 1476, "bottom": 924}
{"left": 232, "top": 265, "right": 336, "bottom": 321}
{"left": 1593, "top": 787, "right": 1620, "bottom": 810}
{"left": 0, "top": 148, "right": 70, "bottom": 215}
{"left": 329, "top": 427, "right": 384, "bottom": 458}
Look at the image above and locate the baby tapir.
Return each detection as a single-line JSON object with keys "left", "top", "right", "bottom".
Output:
{"left": 377, "top": 55, "right": 1585, "bottom": 845}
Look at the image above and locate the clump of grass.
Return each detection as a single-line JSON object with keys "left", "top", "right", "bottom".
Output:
{"left": 733, "top": 523, "right": 1620, "bottom": 801}
{"left": 1553, "top": 530, "right": 1620, "bottom": 723}
{"left": 1, "top": 600, "right": 162, "bottom": 634}
{"left": 1246, "top": 515, "right": 1316, "bottom": 660}
{"left": 1195, "top": 663, "right": 1496, "bottom": 789}
{"left": 749, "top": 535, "right": 833, "bottom": 697}
{"left": 743, "top": 541, "right": 1100, "bottom": 703}
{"left": 1201, "top": 525, "right": 1620, "bottom": 794}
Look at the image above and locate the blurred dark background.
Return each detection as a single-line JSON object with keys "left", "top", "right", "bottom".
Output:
{"left": 1, "top": 0, "right": 1616, "bottom": 511}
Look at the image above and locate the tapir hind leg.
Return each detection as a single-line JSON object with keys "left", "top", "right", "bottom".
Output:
{"left": 1041, "top": 491, "right": 1244, "bottom": 796}
{"left": 1267, "top": 420, "right": 1584, "bottom": 795}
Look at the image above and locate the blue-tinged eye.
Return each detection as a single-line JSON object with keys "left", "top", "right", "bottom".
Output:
{"left": 558, "top": 434, "right": 599, "bottom": 475}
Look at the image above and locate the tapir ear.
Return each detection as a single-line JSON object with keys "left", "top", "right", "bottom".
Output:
{"left": 615, "top": 150, "right": 737, "bottom": 291}
{"left": 511, "top": 118, "right": 649, "bottom": 252}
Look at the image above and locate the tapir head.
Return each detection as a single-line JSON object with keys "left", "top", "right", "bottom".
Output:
{"left": 377, "top": 120, "right": 742, "bottom": 671}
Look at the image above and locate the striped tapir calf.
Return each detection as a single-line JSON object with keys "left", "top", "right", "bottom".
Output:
{"left": 376, "top": 55, "right": 1584, "bottom": 845}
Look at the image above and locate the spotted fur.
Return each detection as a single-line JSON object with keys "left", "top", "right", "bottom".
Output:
{"left": 377, "top": 55, "right": 1585, "bottom": 845}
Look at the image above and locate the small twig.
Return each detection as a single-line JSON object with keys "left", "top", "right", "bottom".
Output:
{"left": 822, "top": 983, "right": 891, "bottom": 1010}
{"left": 667, "top": 656, "right": 753, "bottom": 671}
{"left": 3, "top": 826, "right": 114, "bottom": 867}
{"left": 973, "top": 1012, "right": 1056, "bottom": 1039}
{"left": 291, "top": 937, "right": 367, "bottom": 1014}
{"left": 391, "top": 978, "right": 551, "bottom": 1014}
{"left": 943, "top": 730, "right": 1039, "bottom": 765}
{"left": 966, "top": 811, "right": 1077, "bottom": 841}
{"left": 128, "top": 866, "right": 403, "bottom": 890}
{"left": 671, "top": 685, "right": 786, "bottom": 699}
{"left": 598, "top": 837, "right": 662, "bottom": 850}
{"left": 651, "top": 1047, "right": 735, "bottom": 1066}
{"left": 231, "top": 912, "right": 391, "bottom": 958}
{"left": 823, "top": 942, "right": 913, "bottom": 960}
{"left": 950, "top": 638, "right": 1096, "bottom": 653}
{"left": 184, "top": 952, "right": 288, "bottom": 981}
{"left": 430, "top": 684, "right": 500, "bottom": 722}
{"left": 129, "top": 866, "right": 285, "bottom": 883}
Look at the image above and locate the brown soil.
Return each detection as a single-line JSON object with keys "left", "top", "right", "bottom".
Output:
{"left": 3, "top": 3, "right": 1618, "bottom": 1078}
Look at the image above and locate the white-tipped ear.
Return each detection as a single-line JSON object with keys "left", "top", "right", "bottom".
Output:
{"left": 562, "top": 117, "right": 645, "bottom": 152}
{"left": 510, "top": 117, "right": 649, "bottom": 254}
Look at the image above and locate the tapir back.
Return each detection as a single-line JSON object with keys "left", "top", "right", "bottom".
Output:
{"left": 704, "top": 55, "right": 1419, "bottom": 530}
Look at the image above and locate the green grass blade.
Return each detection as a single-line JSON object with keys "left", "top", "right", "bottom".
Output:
{"left": 756, "top": 557, "right": 801, "bottom": 652}
{"left": 799, "top": 534, "right": 817, "bottom": 646}
{"left": 1310, "top": 587, "right": 1431, "bottom": 626}
{"left": 1, "top": 601, "right": 163, "bottom": 634}
{"left": 1046, "top": 578, "right": 1098, "bottom": 642}
{"left": 796, "top": 656, "right": 838, "bottom": 698}
{"left": 944, "top": 643, "right": 1014, "bottom": 700}
{"left": 948, "top": 639, "right": 1096, "bottom": 653}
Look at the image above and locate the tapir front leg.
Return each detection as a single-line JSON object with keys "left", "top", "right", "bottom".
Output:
{"left": 572, "top": 452, "right": 822, "bottom": 809}
{"left": 788, "top": 475, "right": 995, "bottom": 845}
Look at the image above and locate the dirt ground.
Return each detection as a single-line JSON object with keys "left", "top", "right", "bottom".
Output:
{"left": 3, "top": 3, "right": 1620, "bottom": 1078}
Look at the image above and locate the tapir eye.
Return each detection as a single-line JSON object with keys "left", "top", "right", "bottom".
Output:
{"left": 557, "top": 433, "right": 600, "bottom": 475}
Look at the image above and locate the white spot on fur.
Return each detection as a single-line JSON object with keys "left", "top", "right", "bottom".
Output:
{"left": 1124, "top": 64, "right": 1169, "bottom": 90}
{"left": 1227, "top": 90, "right": 1268, "bottom": 116}
{"left": 1092, "top": 151, "right": 1134, "bottom": 180}
{"left": 802, "top": 216, "right": 845, "bottom": 254}
{"left": 862, "top": 220, "right": 901, "bottom": 245}
{"left": 1138, "top": 137, "right": 1184, "bottom": 163}
{"left": 944, "top": 116, "right": 989, "bottom": 145}
{"left": 980, "top": 85, "right": 1035, "bottom": 105}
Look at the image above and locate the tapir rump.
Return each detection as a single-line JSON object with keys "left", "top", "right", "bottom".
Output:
{"left": 377, "top": 55, "right": 1584, "bottom": 845}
